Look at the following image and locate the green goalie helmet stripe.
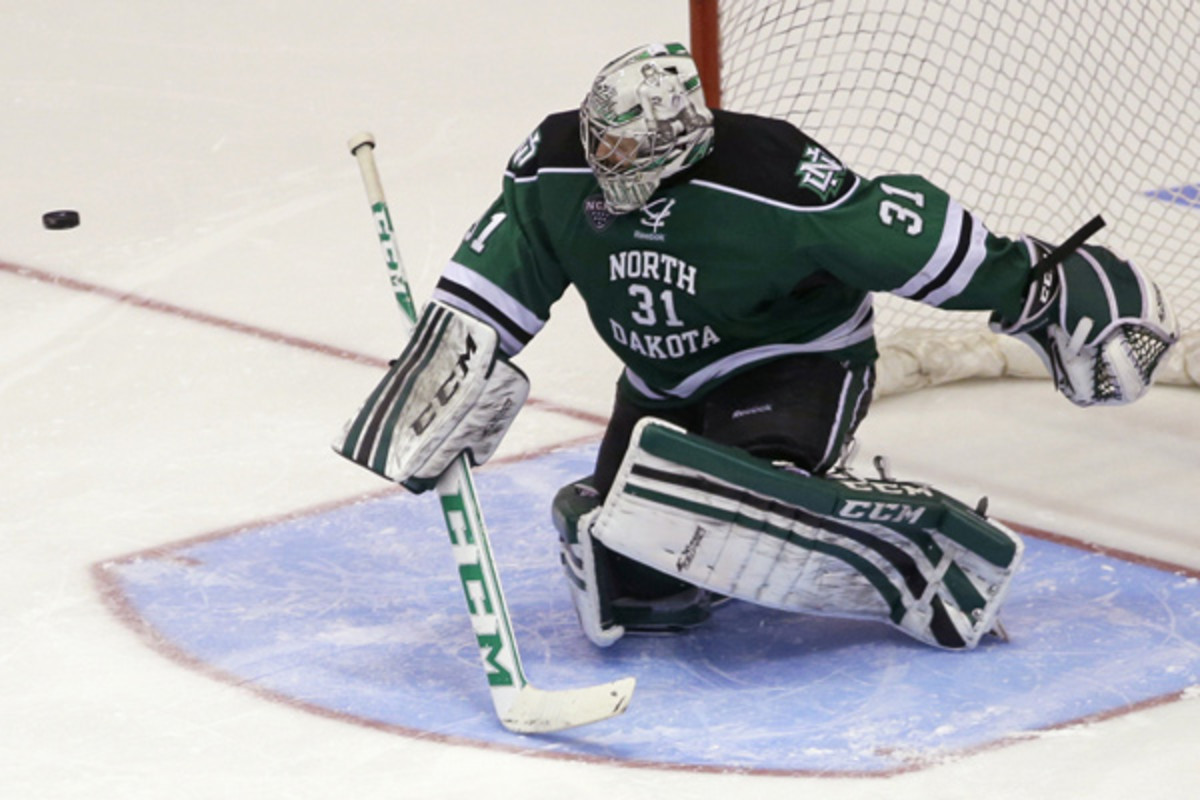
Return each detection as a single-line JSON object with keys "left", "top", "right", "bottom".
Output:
{"left": 605, "top": 105, "right": 645, "bottom": 125}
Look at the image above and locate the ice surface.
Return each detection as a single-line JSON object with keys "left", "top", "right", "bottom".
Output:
{"left": 2, "top": 2, "right": 1198, "bottom": 799}
{"left": 101, "top": 446, "right": 1200, "bottom": 776}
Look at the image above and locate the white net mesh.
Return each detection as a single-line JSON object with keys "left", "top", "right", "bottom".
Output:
{"left": 703, "top": 0, "right": 1200, "bottom": 393}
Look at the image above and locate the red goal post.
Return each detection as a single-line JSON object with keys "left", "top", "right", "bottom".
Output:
{"left": 688, "top": 0, "right": 1199, "bottom": 396}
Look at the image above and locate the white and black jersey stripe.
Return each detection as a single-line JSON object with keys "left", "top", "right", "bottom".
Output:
{"left": 432, "top": 261, "right": 545, "bottom": 357}
{"left": 892, "top": 200, "right": 990, "bottom": 307}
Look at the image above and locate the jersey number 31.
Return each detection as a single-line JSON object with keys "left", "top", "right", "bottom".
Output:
{"left": 878, "top": 182, "right": 925, "bottom": 236}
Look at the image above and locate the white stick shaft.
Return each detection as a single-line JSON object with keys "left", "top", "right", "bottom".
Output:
{"left": 348, "top": 133, "right": 418, "bottom": 326}
{"left": 347, "top": 132, "right": 533, "bottom": 718}
{"left": 345, "top": 132, "right": 634, "bottom": 732}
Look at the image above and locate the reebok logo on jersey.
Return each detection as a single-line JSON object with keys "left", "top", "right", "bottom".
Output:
{"left": 731, "top": 403, "right": 772, "bottom": 419}
{"left": 634, "top": 197, "right": 674, "bottom": 242}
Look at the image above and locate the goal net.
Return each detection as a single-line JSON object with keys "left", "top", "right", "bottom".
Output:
{"left": 689, "top": 0, "right": 1199, "bottom": 396}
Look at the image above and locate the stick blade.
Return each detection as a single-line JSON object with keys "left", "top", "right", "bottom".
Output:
{"left": 498, "top": 677, "right": 635, "bottom": 734}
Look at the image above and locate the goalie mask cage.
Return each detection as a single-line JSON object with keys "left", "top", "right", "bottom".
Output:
{"left": 688, "top": 0, "right": 1199, "bottom": 395}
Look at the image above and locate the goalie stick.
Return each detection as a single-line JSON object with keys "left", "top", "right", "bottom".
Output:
{"left": 345, "top": 132, "right": 635, "bottom": 733}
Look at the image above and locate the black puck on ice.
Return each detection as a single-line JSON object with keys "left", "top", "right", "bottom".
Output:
{"left": 42, "top": 210, "right": 80, "bottom": 230}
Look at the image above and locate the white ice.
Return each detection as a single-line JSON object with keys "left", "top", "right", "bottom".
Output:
{"left": 1, "top": 2, "right": 1197, "bottom": 798}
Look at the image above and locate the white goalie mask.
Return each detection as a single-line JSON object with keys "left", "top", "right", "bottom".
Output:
{"left": 580, "top": 43, "right": 714, "bottom": 214}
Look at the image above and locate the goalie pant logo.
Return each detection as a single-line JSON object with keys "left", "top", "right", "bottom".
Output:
{"left": 411, "top": 333, "right": 478, "bottom": 436}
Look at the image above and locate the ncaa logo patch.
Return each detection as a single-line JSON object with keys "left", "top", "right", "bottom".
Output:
{"left": 584, "top": 195, "right": 615, "bottom": 232}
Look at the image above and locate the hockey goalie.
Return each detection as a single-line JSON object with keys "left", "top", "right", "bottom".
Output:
{"left": 336, "top": 43, "right": 1178, "bottom": 650}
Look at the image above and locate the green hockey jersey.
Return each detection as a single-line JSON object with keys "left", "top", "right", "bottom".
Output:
{"left": 433, "top": 108, "right": 1034, "bottom": 405}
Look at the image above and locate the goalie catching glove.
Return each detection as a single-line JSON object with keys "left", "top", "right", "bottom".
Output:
{"left": 991, "top": 237, "right": 1178, "bottom": 406}
{"left": 333, "top": 301, "right": 529, "bottom": 492}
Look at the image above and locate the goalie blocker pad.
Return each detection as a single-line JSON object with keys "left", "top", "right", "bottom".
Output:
{"left": 589, "top": 418, "right": 1024, "bottom": 650}
{"left": 333, "top": 301, "right": 529, "bottom": 492}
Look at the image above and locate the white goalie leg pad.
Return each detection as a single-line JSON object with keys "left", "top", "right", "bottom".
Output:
{"left": 553, "top": 480, "right": 625, "bottom": 647}
{"left": 333, "top": 301, "right": 529, "bottom": 491}
{"left": 589, "top": 418, "right": 1024, "bottom": 650}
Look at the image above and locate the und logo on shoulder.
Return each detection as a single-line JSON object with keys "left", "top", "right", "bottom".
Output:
{"left": 796, "top": 144, "right": 847, "bottom": 201}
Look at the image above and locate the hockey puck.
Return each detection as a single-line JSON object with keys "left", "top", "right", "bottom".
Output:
{"left": 42, "top": 210, "right": 80, "bottom": 230}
